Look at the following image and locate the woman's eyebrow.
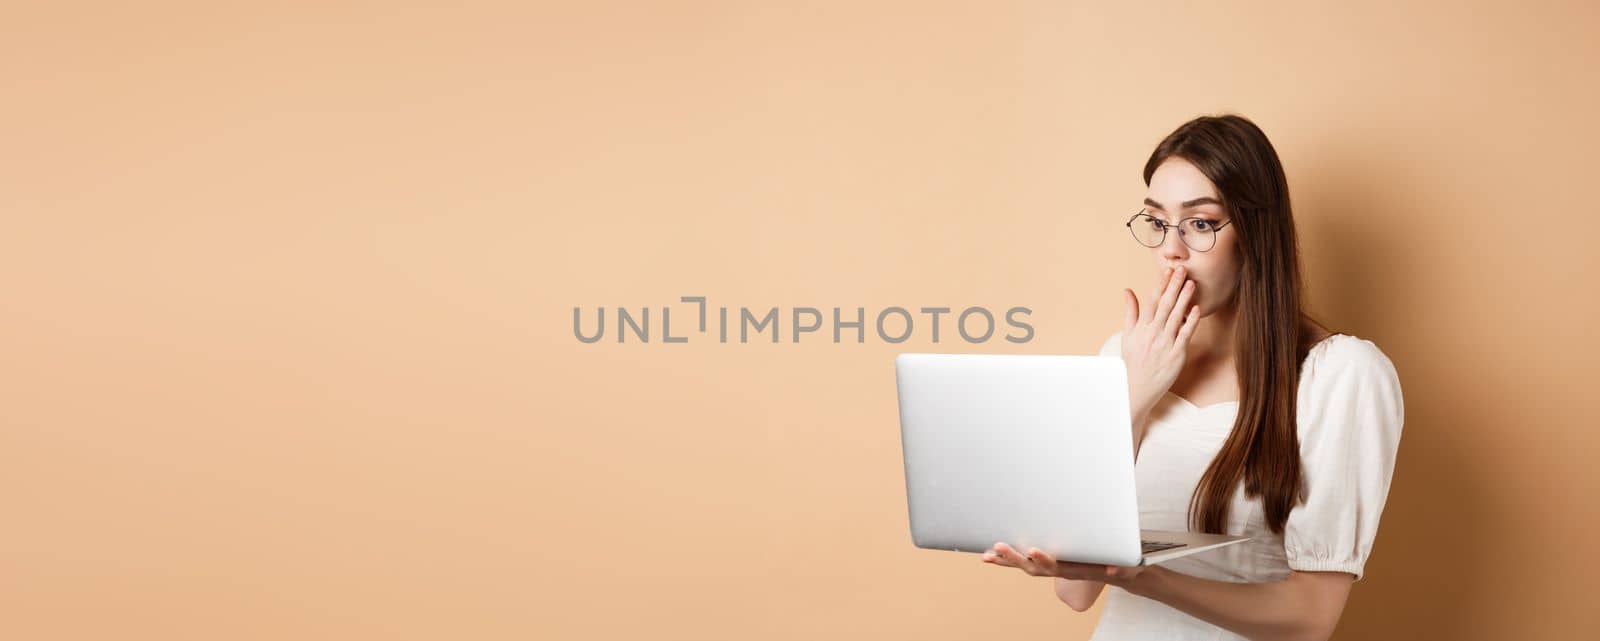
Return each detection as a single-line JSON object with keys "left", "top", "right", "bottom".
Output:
{"left": 1144, "top": 196, "right": 1223, "bottom": 210}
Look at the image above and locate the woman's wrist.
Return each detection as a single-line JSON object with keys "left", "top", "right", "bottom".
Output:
{"left": 1115, "top": 565, "right": 1168, "bottom": 599}
{"left": 1129, "top": 395, "right": 1153, "bottom": 422}
{"left": 1131, "top": 406, "right": 1153, "bottom": 432}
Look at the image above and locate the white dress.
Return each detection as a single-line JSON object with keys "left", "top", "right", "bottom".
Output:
{"left": 1087, "top": 330, "right": 1405, "bottom": 641}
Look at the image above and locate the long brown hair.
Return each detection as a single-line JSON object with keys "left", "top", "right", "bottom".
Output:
{"left": 1142, "top": 114, "right": 1336, "bottom": 535}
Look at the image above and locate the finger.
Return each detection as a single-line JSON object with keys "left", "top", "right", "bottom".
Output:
{"left": 995, "top": 543, "right": 1036, "bottom": 574}
{"left": 1152, "top": 266, "right": 1186, "bottom": 330}
{"left": 1027, "top": 547, "right": 1059, "bottom": 576}
{"left": 1175, "top": 303, "right": 1200, "bottom": 345}
{"left": 1123, "top": 289, "right": 1138, "bottom": 331}
{"left": 986, "top": 543, "right": 1011, "bottom": 566}
{"left": 1140, "top": 268, "right": 1170, "bottom": 325}
{"left": 1164, "top": 279, "right": 1195, "bottom": 337}
{"left": 995, "top": 542, "right": 1026, "bottom": 569}
{"left": 982, "top": 546, "right": 1008, "bottom": 565}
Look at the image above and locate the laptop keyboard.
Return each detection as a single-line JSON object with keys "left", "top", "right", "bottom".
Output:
{"left": 1141, "top": 540, "right": 1187, "bottom": 554}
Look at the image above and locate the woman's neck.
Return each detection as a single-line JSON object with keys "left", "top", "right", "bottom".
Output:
{"left": 1189, "top": 303, "right": 1238, "bottom": 364}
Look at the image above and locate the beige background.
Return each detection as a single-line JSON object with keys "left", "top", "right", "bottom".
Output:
{"left": 4, "top": 1, "right": 1598, "bottom": 639}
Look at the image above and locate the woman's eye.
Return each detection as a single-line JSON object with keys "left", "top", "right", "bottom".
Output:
{"left": 1190, "top": 219, "right": 1215, "bottom": 231}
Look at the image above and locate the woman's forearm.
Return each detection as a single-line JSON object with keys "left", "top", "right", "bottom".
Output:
{"left": 1053, "top": 577, "right": 1106, "bottom": 611}
{"left": 1130, "top": 406, "right": 1153, "bottom": 457}
{"left": 1121, "top": 566, "right": 1350, "bottom": 641}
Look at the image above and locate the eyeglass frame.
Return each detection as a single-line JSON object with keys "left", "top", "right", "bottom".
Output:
{"left": 1125, "top": 209, "right": 1234, "bottom": 252}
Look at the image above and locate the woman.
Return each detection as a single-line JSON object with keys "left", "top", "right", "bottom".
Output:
{"left": 982, "top": 114, "right": 1404, "bottom": 641}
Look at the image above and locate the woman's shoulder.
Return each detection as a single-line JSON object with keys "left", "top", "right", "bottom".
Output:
{"left": 1096, "top": 328, "right": 1124, "bottom": 357}
{"left": 1304, "top": 333, "right": 1396, "bottom": 379}
{"left": 1300, "top": 333, "right": 1403, "bottom": 410}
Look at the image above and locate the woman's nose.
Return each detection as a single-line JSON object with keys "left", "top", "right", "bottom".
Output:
{"left": 1160, "top": 228, "right": 1190, "bottom": 260}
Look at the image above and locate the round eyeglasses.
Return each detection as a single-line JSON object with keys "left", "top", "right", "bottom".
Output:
{"left": 1126, "top": 209, "right": 1233, "bottom": 252}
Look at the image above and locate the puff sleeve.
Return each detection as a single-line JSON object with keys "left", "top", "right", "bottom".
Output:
{"left": 1283, "top": 337, "right": 1405, "bottom": 581}
{"left": 1097, "top": 329, "right": 1123, "bottom": 358}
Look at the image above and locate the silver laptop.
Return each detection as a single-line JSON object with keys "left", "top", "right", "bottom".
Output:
{"left": 894, "top": 352, "right": 1248, "bottom": 567}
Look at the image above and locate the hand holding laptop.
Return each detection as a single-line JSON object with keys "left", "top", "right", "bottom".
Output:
{"left": 981, "top": 541, "right": 1149, "bottom": 584}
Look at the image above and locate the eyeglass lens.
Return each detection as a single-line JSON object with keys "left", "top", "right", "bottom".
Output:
{"left": 1129, "top": 213, "right": 1221, "bottom": 251}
